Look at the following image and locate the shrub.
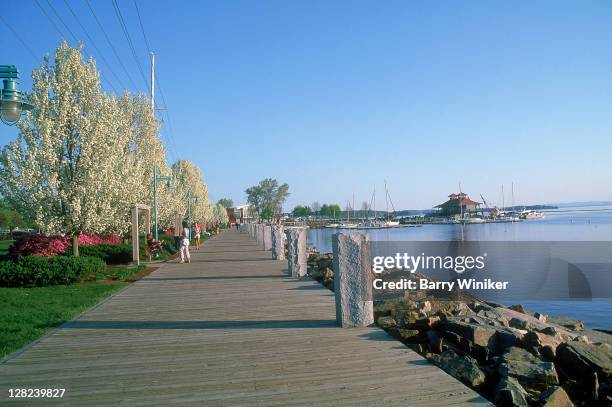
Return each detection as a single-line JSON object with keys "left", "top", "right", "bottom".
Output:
{"left": 9, "top": 233, "right": 123, "bottom": 258}
{"left": 78, "top": 244, "right": 132, "bottom": 265}
{"left": 0, "top": 256, "right": 106, "bottom": 287}
{"left": 78, "top": 233, "right": 122, "bottom": 245}
{"left": 9, "top": 234, "right": 70, "bottom": 258}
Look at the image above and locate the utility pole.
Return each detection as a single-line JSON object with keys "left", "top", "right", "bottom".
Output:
{"left": 150, "top": 52, "right": 155, "bottom": 110}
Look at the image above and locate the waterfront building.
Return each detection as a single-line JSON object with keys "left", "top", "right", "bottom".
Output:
{"left": 433, "top": 193, "right": 481, "bottom": 216}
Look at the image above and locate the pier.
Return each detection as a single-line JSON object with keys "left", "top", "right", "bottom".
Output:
{"left": 1, "top": 228, "right": 490, "bottom": 406}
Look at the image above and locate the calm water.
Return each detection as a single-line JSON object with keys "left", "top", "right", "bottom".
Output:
{"left": 307, "top": 206, "right": 612, "bottom": 329}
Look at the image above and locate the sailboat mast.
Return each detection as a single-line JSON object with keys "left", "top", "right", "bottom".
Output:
{"left": 502, "top": 184, "right": 505, "bottom": 212}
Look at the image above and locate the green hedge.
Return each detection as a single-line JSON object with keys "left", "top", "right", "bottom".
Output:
{"left": 78, "top": 244, "right": 132, "bottom": 265}
{"left": 0, "top": 256, "right": 106, "bottom": 288}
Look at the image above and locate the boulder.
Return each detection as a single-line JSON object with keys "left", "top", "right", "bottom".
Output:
{"left": 426, "top": 330, "right": 443, "bottom": 353}
{"left": 539, "top": 386, "right": 574, "bottom": 407}
{"left": 493, "top": 376, "right": 529, "bottom": 407}
{"left": 556, "top": 342, "right": 612, "bottom": 382}
{"left": 377, "top": 316, "right": 397, "bottom": 330}
{"left": 398, "top": 329, "right": 421, "bottom": 343}
{"left": 548, "top": 315, "right": 585, "bottom": 331}
{"left": 431, "top": 350, "right": 486, "bottom": 387}
{"left": 508, "top": 304, "right": 527, "bottom": 314}
{"left": 498, "top": 347, "right": 559, "bottom": 393}
{"left": 439, "top": 317, "right": 522, "bottom": 354}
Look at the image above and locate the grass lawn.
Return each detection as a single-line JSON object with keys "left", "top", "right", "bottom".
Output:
{"left": 0, "top": 283, "right": 126, "bottom": 359}
{"left": 0, "top": 239, "right": 14, "bottom": 256}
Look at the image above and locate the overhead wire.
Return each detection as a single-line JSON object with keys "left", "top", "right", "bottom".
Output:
{"left": 111, "top": 0, "right": 150, "bottom": 92}
{"left": 131, "top": 0, "right": 180, "bottom": 165}
{"left": 34, "top": 0, "right": 119, "bottom": 94}
{"left": 0, "top": 15, "right": 40, "bottom": 62}
{"left": 62, "top": 0, "right": 128, "bottom": 91}
{"left": 84, "top": 0, "right": 138, "bottom": 90}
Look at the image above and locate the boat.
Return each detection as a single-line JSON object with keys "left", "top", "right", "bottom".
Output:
{"left": 520, "top": 210, "right": 544, "bottom": 219}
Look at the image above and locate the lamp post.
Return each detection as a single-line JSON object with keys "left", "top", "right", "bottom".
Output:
{"left": 152, "top": 165, "right": 172, "bottom": 240}
{"left": 0, "top": 65, "right": 34, "bottom": 126}
{"left": 187, "top": 190, "right": 198, "bottom": 240}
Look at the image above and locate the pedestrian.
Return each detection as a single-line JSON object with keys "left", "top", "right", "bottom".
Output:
{"left": 193, "top": 223, "right": 201, "bottom": 250}
{"left": 179, "top": 225, "right": 191, "bottom": 263}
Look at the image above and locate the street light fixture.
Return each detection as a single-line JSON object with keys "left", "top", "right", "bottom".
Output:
{"left": 152, "top": 165, "right": 172, "bottom": 240}
{"left": 0, "top": 65, "right": 34, "bottom": 126}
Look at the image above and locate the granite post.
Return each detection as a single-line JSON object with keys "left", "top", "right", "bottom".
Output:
{"left": 271, "top": 225, "right": 285, "bottom": 260}
{"left": 263, "top": 225, "right": 273, "bottom": 251}
{"left": 286, "top": 227, "right": 307, "bottom": 278}
{"left": 257, "top": 224, "right": 265, "bottom": 247}
{"left": 332, "top": 233, "right": 373, "bottom": 327}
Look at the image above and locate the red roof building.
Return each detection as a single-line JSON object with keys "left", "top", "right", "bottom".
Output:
{"left": 434, "top": 193, "right": 481, "bottom": 216}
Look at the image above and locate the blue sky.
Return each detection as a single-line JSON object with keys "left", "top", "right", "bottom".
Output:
{"left": 2, "top": 1, "right": 612, "bottom": 210}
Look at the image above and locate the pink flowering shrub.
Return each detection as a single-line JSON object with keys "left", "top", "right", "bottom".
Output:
{"left": 9, "top": 233, "right": 122, "bottom": 258}
{"left": 78, "top": 233, "right": 121, "bottom": 245}
{"left": 9, "top": 234, "right": 70, "bottom": 258}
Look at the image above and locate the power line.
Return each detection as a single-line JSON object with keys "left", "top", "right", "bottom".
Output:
{"left": 133, "top": 0, "right": 152, "bottom": 54}
{"left": 45, "top": 0, "right": 79, "bottom": 43}
{"left": 62, "top": 0, "right": 127, "bottom": 91}
{"left": 131, "top": 0, "right": 180, "bottom": 163}
{"left": 84, "top": 0, "right": 138, "bottom": 90}
{"left": 34, "top": 0, "right": 119, "bottom": 94}
{"left": 0, "top": 15, "right": 40, "bottom": 62}
{"left": 111, "top": 0, "right": 150, "bottom": 92}
{"left": 34, "top": 0, "right": 66, "bottom": 41}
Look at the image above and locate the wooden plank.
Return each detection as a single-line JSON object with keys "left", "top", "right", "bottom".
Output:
{"left": 0, "top": 228, "right": 491, "bottom": 406}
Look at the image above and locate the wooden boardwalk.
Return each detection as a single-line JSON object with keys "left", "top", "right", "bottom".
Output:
{"left": 1, "top": 228, "right": 490, "bottom": 406}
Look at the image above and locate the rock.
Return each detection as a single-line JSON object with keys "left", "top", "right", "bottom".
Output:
{"left": 541, "top": 326, "right": 559, "bottom": 336}
{"left": 539, "top": 386, "right": 574, "bottom": 407}
{"left": 439, "top": 318, "right": 496, "bottom": 348}
{"left": 509, "top": 317, "right": 532, "bottom": 330}
{"left": 498, "top": 347, "right": 559, "bottom": 393}
{"left": 418, "top": 300, "right": 432, "bottom": 313}
{"left": 493, "top": 376, "right": 529, "bottom": 407}
{"left": 508, "top": 304, "right": 527, "bottom": 314}
{"left": 548, "top": 315, "right": 585, "bottom": 331}
{"left": 411, "top": 316, "right": 441, "bottom": 330}
{"left": 398, "top": 329, "right": 421, "bottom": 343}
{"left": 377, "top": 316, "right": 397, "bottom": 329}
{"left": 439, "top": 317, "right": 521, "bottom": 354}
{"left": 534, "top": 312, "right": 547, "bottom": 323}
{"left": 573, "top": 335, "right": 589, "bottom": 344}
{"left": 523, "top": 331, "right": 565, "bottom": 354}
{"left": 453, "top": 302, "right": 471, "bottom": 316}
{"left": 556, "top": 342, "right": 612, "bottom": 382}
{"left": 426, "top": 330, "right": 443, "bottom": 353}
{"left": 431, "top": 350, "right": 486, "bottom": 387}
{"left": 541, "top": 345, "right": 556, "bottom": 362}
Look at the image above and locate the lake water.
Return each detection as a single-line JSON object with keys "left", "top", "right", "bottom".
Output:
{"left": 307, "top": 206, "right": 612, "bottom": 329}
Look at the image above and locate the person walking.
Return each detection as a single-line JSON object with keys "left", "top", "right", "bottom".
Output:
{"left": 179, "top": 225, "right": 191, "bottom": 264}
{"left": 193, "top": 223, "right": 201, "bottom": 250}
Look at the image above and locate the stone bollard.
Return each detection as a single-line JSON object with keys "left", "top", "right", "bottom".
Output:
{"left": 286, "top": 227, "right": 307, "bottom": 278}
{"left": 271, "top": 225, "right": 285, "bottom": 260}
{"left": 332, "top": 233, "right": 373, "bottom": 327}
{"left": 263, "top": 225, "right": 272, "bottom": 251}
{"left": 257, "top": 224, "right": 265, "bottom": 247}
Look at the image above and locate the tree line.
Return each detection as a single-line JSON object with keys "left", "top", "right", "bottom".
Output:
{"left": 0, "top": 42, "right": 227, "bottom": 253}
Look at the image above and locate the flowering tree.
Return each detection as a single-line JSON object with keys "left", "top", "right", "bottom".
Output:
{"left": 0, "top": 43, "right": 138, "bottom": 255}
{"left": 214, "top": 203, "right": 229, "bottom": 226}
{"left": 118, "top": 94, "right": 175, "bottom": 228}
{"left": 171, "top": 160, "right": 211, "bottom": 226}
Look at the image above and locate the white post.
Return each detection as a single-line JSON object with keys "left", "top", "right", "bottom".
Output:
{"left": 286, "top": 227, "right": 307, "bottom": 278}
{"left": 332, "top": 233, "right": 373, "bottom": 327}
{"left": 263, "top": 225, "right": 273, "bottom": 251}
{"left": 131, "top": 206, "right": 140, "bottom": 266}
{"left": 272, "top": 225, "right": 285, "bottom": 260}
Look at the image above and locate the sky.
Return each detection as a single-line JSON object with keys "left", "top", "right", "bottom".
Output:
{"left": 1, "top": 0, "right": 612, "bottom": 210}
